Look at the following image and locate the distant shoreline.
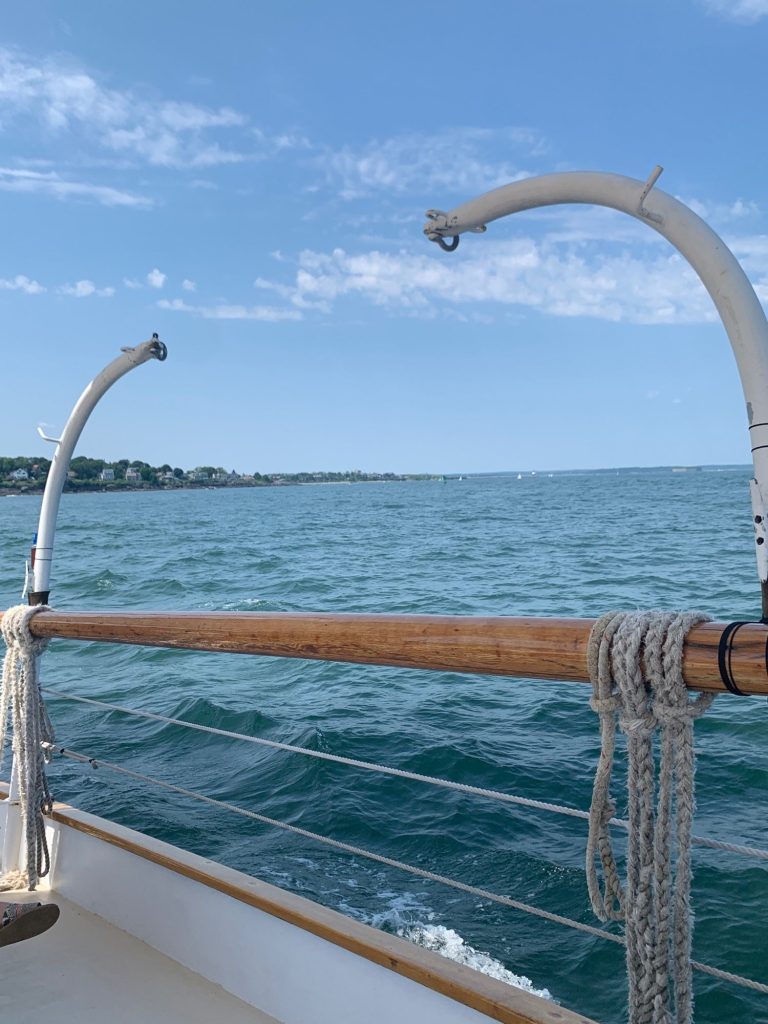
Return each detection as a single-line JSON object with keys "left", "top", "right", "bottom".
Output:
{"left": 0, "top": 463, "right": 751, "bottom": 498}
{"left": 0, "top": 477, "right": 439, "bottom": 497}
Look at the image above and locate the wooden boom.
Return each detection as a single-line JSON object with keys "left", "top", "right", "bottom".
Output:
{"left": 16, "top": 610, "right": 768, "bottom": 697}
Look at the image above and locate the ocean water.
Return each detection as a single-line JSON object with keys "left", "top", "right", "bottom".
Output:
{"left": 1, "top": 470, "right": 766, "bottom": 1024}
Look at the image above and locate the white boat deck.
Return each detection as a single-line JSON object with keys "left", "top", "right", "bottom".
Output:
{"left": 0, "top": 794, "right": 594, "bottom": 1024}
{"left": 1, "top": 894, "right": 279, "bottom": 1024}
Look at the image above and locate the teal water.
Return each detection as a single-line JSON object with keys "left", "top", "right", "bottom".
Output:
{"left": 1, "top": 471, "right": 766, "bottom": 1023}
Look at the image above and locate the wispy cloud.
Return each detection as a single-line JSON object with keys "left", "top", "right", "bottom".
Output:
{"left": 0, "top": 274, "right": 45, "bottom": 294}
{"left": 0, "top": 48, "right": 307, "bottom": 175}
{"left": 147, "top": 268, "right": 166, "bottom": 289}
{"left": 701, "top": 0, "right": 768, "bottom": 22}
{"left": 254, "top": 128, "right": 311, "bottom": 153}
{"left": 681, "top": 196, "right": 760, "bottom": 223}
{"left": 0, "top": 166, "right": 152, "bottom": 207}
{"left": 0, "top": 48, "right": 248, "bottom": 169}
{"left": 317, "top": 127, "right": 547, "bottom": 200}
{"left": 252, "top": 238, "right": 741, "bottom": 325}
{"left": 181, "top": 279, "right": 196, "bottom": 292}
{"left": 157, "top": 297, "right": 302, "bottom": 321}
{"left": 245, "top": 177, "right": 768, "bottom": 327}
{"left": 58, "top": 279, "right": 114, "bottom": 297}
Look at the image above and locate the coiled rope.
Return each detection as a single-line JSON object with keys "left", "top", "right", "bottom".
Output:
{"left": 0, "top": 605, "right": 55, "bottom": 890}
{"left": 587, "top": 611, "right": 715, "bottom": 1024}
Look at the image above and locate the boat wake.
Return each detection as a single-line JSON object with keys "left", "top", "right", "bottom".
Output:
{"left": 400, "top": 924, "right": 552, "bottom": 999}
{"left": 362, "top": 896, "right": 552, "bottom": 1000}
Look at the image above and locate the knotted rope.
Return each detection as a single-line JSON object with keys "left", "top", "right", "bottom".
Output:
{"left": 587, "top": 611, "right": 715, "bottom": 1024}
{"left": 0, "top": 604, "right": 55, "bottom": 891}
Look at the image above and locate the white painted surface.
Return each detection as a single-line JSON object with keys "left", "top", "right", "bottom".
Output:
{"left": 32, "top": 335, "right": 166, "bottom": 598}
{"left": 0, "top": 894, "right": 278, "bottom": 1024}
{"left": 46, "top": 811, "right": 508, "bottom": 1024}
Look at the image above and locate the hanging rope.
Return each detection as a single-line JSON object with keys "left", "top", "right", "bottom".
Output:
{"left": 0, "top": 605, "right": 55, "bottom": 891}
{"left": 587, "top": 611, "right": 715, "bottom": 1024}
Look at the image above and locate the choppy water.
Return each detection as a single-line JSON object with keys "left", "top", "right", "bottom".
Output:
{"left": 1, "top": 471, "right": 766, "bottom": 1023}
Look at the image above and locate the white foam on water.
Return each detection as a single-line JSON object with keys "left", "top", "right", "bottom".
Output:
{"left": 366, "top": 892, "right": 434, "bottom": 930}
{"left": 399, "top": 924, "right": 552, "bottom": 1000}
{"left": 360, "top": 894, "right": 552, "bottom": 999}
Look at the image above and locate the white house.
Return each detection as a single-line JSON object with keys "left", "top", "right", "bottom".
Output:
{"left": 125, "top": 468, "right": 142, "bottom": 482}
{"left": 10, "top": 468, "right": 29, "bottom": 480}
{"left": 100, "top": 468, "right": 115, "bottom": 481}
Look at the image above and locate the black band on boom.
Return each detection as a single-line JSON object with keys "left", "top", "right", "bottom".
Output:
{"left": 717, "top": 621, "right": 750, "bottom": 697}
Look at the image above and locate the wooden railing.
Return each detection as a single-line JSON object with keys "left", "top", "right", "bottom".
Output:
{"left": 16, "top": 610, "right": 768, "bottom": 696}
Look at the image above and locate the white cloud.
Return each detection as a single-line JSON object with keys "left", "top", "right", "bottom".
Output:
{"left": 256, "top": 129, "right": 311, "bottom": 152}
{"left": 727, "top": 235, "right": 768, "bottom": 301}
{"left": 0, "top": 274, "right": 45, "bottom": 294}
{"left": 149, "top": 193, "right": 768, "bottom": 328}
{"left": 252, "top": 238, "right": 732, "bottom": 325}
{"left": 0, "top": 166, "right": 152, "bottom": 208}
{"left": 702, "top": 0, "right": 768, "bottom": 22}
{"left": 147, "top": 268, "right": 166, "bottom": 289}
{"left": 58, "top": 279, "right": 114, "bottom": 297}
{"left": 728, "top": 234, "right": 768, "bottom": 263}
{"left": 157, "top": 297, "right": 301, "bottom": 321}
{"left": 181, "top": 278, "right": 196, "bottom": 292}
{"left": 681, "top": 196, "right": 760, "bottom": 223}
{"left": 318, "top": 127, "right": 546, "bottom": 200}
{"left": 0, "top": 49, "right": 312, "bottom": 174}
{"left": 122, "top": 277, "right": 142, "bottom": 289}
{"left": 0, "top": 49, "right": 248, "bottom": 169}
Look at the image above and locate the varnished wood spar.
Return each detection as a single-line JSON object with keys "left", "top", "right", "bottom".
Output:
{"left": 17, "top": 610, "right": 768, "bottom": 696}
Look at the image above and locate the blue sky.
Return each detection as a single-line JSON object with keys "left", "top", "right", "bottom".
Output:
{"left": 1, "top": 0, "right": 767, "bottom": 473}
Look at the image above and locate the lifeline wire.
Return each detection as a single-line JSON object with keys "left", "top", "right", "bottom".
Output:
{"left": 42, "top": 687, "right": 768, "bottom": 864}
{"left": 44, "top": 741, "right": 768, "bottom": 998}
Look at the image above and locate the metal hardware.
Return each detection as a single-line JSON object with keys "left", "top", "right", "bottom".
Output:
{"left": 36, "top": 427, "right": 62, "bottom": 444}
{"left": 638, "top": 165, "right": 664, "bottom": 223}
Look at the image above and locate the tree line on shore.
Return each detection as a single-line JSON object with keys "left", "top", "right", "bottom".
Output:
{"left": 0, "top": 456, "right": 437, "bottom": 492}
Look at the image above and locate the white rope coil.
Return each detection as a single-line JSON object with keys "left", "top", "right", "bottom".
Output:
{"left": 0, "top": 604, "right": 55, "bottom": 890}
{"left": 587, "top": 611, "right": 715, "bottom": 1024}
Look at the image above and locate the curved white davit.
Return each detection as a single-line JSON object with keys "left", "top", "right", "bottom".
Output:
{"left": 424, "top": 168, "right": 768, "bottom": 616}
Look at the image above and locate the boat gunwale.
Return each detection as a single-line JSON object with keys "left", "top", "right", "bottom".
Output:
{"left": 0, "top": 782, "right": 595, "bottom": 1024}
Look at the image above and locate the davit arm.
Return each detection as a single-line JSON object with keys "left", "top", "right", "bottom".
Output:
{"left": 424, "top": 169, "right": 768, "bottom": 617}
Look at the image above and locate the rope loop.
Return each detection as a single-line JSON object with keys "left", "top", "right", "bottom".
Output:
{"left": 586, "top": 610, "right": 715, "bottom": 1024}
{"left": 0, "top": 604, "right": 55, "bottom": 891}
{"left": 0, "top": 604, "right": 50, "bottom": 662}
{"left": 619, "top": 713, "right": 656, "bottom": 737}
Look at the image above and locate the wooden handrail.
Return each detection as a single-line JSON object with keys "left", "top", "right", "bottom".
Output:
{"left": 13, "top": 609, "right": 768, "bottom": 697}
